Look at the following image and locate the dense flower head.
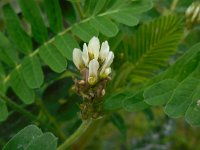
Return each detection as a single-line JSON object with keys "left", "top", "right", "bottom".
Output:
{"left": 73, "top": 36, "right": 114, "bottom": 85}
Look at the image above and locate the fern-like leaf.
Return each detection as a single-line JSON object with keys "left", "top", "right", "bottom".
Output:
{"left": 114, "top": 15, "right": 184, "bottom": 88}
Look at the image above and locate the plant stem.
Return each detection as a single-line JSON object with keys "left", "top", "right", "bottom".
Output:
{"left": 76, "top": 1, "right": 84, "bottom": 19}
{"left": 57, "top": 119, "right": 92, "bottom": 150}
{"left": 0, "top": 93, "right": 38, "bottom": 121}
{"left": 0, "top": 93, "right": 65, "bottom": 141}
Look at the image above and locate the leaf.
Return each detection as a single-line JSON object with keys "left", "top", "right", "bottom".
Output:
{"left": 185, "top": 84, "right": 200, "bottom": 126}
{"left": 123, "top": 92, "right": 149, "bottom": 112}
{"left": 0, "top": 32, "right": 18, "bottom": 66}
{"left": 123, "top": 15, "right": 183, "bottom": 86}
{"left": 110, "top": 113, "right": 127, "bottom": 140}
{"left": 53, "top": 33, "right": 79, "bottom": 60}
{"left": 144, "top": 79, "right": 179, "bottom": 106}
{"left": 165, "top": 65, "right": 200, "bottom": 118}
{"left": 132, "top": 15, "right": 183, "bottom": 78}
{"left": 71, "top": 22, "right": 98, "bottom": 42}
{"left": 0, "top": 64, "right": 7, "bottom": 94}
{"left": 163, "top": 50, "right": 200, "bottom": 82}
{"left": 110, "top": 12, "right": 139, "bottom": 26}
{"left": 126, "top": 0, "right": 153, "bottom": 14}
{"left": 19, "top": 0, "right": 48, "bottom": 43}
{"left": 90, "top": 16, "right": 118, "bottom": 37}
{"left": 3, "top": 125, "right": 43, "bottom": 150}
{"left": 10, "top": 69, "right": 35, "bottom": 104}
{"left": 22, "top": 56, "right": 44, "bottom": 88}
{"left": 104, "top": 90, "right": 134, "bottom": 110}
{"left": 26, "top": 133, "right": 57, "bottom": 150}
{"left": 44, "top": 0, "right": 63, "bottom": 33}
{"left": 92, "top": 0, "right": 107, "bottom": 15}
{"left": 0, "top": 99, "right": 8, "bottom": 122}
{"left": 3, "top": 4, "right": 32, "bottom": 54}
{"left": 39, "top": 44, "right": 67, "bottom": 73}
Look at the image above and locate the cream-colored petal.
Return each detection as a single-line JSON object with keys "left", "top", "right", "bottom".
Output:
{"left": 191, "top": 6, "right": 200, "bottom": 22}
{"left": 82, "top": 43, "right": 89, "bottom": 66}
{"left": 88, "top": 59, "right": 99, "bottom": 85}
{"left": 88, "top": 36, "right": 100, "bottom": 59}
{"left": 100, "top": 51, "right": 114, "bottom": 75}
{"left": 186, "top": 4, "right": 195, "bottom": 17}
{"left": 100, "top": 67, "right": 111, "bottom": 78}
{"left": 99, "top": 41, "right": 109, "bottom": 61}
{"left": 73, "top": 48, "right": 84, "bottom": 70}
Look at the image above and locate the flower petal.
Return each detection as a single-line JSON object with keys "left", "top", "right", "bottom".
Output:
{"left": 82, "top": 43, "right": 89, "bottom": 66}
{"left": 88, "top": 59, "right": 99, "bottom": 85}
{"left": 73, "top": 48, "right": 84, "bottom": 70}
{"left": 100, "top": 67, "right": 111, "bottom": 78}
{"left": 100, "top": 51, "right": 114, "bottom": 75}
{"left": 99, "top": 41, "right": 109, "bottom": 62}
{"left": 88, "top": 36, "right": 100, "bottom": 59}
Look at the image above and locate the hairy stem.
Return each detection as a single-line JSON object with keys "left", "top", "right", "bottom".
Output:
{"left": 57, "top": 119, "right": 92, "bottom": 150}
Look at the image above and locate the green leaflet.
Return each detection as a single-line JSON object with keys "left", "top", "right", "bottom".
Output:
{"left": 104, "top": 93, "right": 128, "bottom": 111}
{"left": 25, "top": 133, "right": 57, "bottom": 150}
{"left": 0, "top": 64, "right": 7, "bottom": 94}
{"left": 10, "top": 69, "right": 35, "bottom": 104}
{"left": 165, "top": 65, "right": 200, "bottom": 118}
{"left": 110, "top": 113, "right": 127, "bottom": 140}
{"left": 39, "top": 44, "right": 67, "bottom": 73}
{"left": 110, "top": 12, "right": 139, "bottom": 27}
{"left": 71, "top": 22, "right": 99, "bottom": 42}
{"left": 90, "top": 16, "right": 118, "bottom": 37}
{"left": 0, "top": 32, "right": 18, "bottom": 67}
{"left": 185, "top": 84, "right": 200, "bottom": 126}
{"left": 144, "top": 79, "right": 179, "bottom": 106}
{"left": 3, "top": 125, "right": 57, "bottom": 150}
{"left": 91, "top": 0, "right": 107, "bottom": 15}
{"left": 53, "top": 33, "right": 79, "bottom": 60}
{"left": 19, "top": 0, "right": 48, "bottom": 43}
{"left": 3, "top": 4, "right": 32, "bottom": 54}
{"left": 22, "top": 56, "right": 44, "bottom": 88}
{"left": 0, "top": 99, "right": 8, "bottom": 122}
{"left": 123, "top": 91, "right": 149, "bottom": 112}
{"left": 44, "top": 0, "right": 63, "bottom": 33}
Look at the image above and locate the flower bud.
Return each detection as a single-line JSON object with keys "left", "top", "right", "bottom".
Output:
{"left": 88, "top": 59, "right": 99, "bottom": 85}
{"left": 88, "top": 36, "right": 100, "bottom": 60}
{"left": 73, "top": 48, "right": 84, "bottom": 70}
{"left": 99, "top": 41, "right": 109, "bottom": 62}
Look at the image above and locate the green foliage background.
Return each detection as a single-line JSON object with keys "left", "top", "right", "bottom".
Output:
{"left": 0, "top": 0, "right": 200, "bottom": 149}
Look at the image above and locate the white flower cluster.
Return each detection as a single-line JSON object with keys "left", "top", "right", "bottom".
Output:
{"left": 73, "top": 36, "right": 114, "bottom": 85}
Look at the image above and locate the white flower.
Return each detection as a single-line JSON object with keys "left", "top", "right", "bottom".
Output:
{"left": 73, "top": 48, "right": 84, "bottom": 70}
{"left": 100, "top": 51, "right": 114, "bottom": 77}
{"left": 88, "top": 36, "right": 100, "bottom": 60}
{"left": 72, "top": 36, "right": 114, "bottom": 85}
{"left": 99, "top": 41, "right": 109, "bottom": 62}
{"left": 82, "top": 43, "right": 89, "bottom": 66}
{"left": 88, "top": 59, "right": 99, "bottom": 85}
